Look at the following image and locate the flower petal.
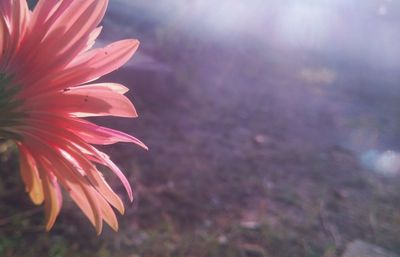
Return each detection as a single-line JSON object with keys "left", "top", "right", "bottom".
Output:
{"left": 27, "top": 85, "right": 137, "bottom": 118}
{"left": 18, "top": 144, "right": 44, "bottom": 205}
{"left": 89, "top": 148, "right": 134, "bottom": 202}
{"left": 20, "top": 39, "right": 139, "bottom": 97}
{"left": 59, "top": 141, "right": 126, "bottom": 214}
{"left": 38, "top": 163, "right": 62, "bottom": 231}
{"left": 70, "top": 119, "right": 147, "bottom": 148}
{"left": 21, "top": 132, "right": 104, "bottom": 234}
{"left": 3, "top": 0, "right": 145, "bottom": 234}
{"left": 19, "top": 117, "right": 132, "bottom": 214}
{"left": 16, "top": 0, "right": 108, "bottom": 88}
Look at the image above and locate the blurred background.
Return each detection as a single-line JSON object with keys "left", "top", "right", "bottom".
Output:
{"left": 2, "top": 0, "right": 400, "bottom": 256}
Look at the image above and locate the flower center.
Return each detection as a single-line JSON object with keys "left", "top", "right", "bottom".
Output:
{"left": 0, "top": 73, "right": 24, "bottom": 139}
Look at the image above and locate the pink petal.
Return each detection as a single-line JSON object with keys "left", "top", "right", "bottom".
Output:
{"left": 61, "top": 143, "right": 125, "bottom": 214}
{"left": 28, "top": 86, "right": 137, "bottom": 118}
{"left": 20, "top": 117, "right": 136, "bottom": 208}
{"left": 90, "top": 188, "right": 119, "bottom": 231}
{"left": 15, "top": 0, "right": 108, "bottom": 86}
{"left": 20, "top": 39, "right": 139, "bottom": 97}
{"left": 18, "top": 144, "right": 44, "bottom": 205}
{"left": 89, "top": 149, "right": 134, "bottom": 202}
{"left": 83, "top": 26, "right": 103, "bottom": 53}
{"left": 73, "top": 120, "right": 147, "bottom": 148}
{"left": 21, "top": 132, "right": 104, "bottom": 234}
{"left": 37, "top": 163, "right": 62, "bottom": 231}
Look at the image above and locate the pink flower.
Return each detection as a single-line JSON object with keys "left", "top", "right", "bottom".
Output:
{"left": 0, "top": 0, "right": 146, "bottom": 234}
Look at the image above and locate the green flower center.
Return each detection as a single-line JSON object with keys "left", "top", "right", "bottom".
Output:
{"left": 0, "top": 74, "right": 24, "bottom": 139}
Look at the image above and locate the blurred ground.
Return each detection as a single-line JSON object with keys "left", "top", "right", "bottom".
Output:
{"left": 2, "top": 1, "right": 400, "bottom": 257}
